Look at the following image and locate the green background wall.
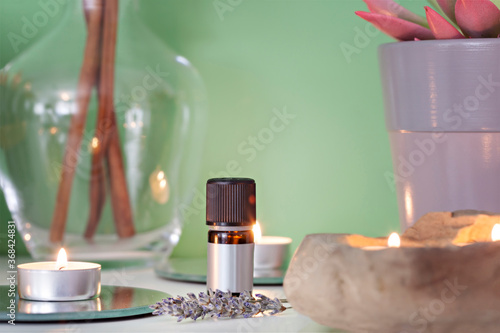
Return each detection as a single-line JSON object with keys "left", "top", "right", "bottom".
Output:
{"left": 0, "top": 0, "right": 429, "bottom": 258}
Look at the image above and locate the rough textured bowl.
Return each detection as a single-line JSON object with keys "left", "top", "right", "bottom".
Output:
{"left": 283, "top": 234, "right": 500, "bottom": 333}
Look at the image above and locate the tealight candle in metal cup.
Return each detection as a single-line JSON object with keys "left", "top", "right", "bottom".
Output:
{"left": 253, "top": 222, "right": 292, "bottom": 270}
{"left": 17, "top": 248, "right": 101, "bottom": 301}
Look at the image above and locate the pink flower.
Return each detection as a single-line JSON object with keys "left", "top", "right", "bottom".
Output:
{"left": 425, "top": 6, "right": 464, "bottom": 39}
{"left": 355, "top": 11, "right": 434, "bottom": 41}
{"left": 455, "top": 0, "right": 500, "bottom": 37}
{"left": 363, "top": 0, "right": 428, "bottom": 26}
{"left": 356, "top": 0, "right": 500, "bottom": 41}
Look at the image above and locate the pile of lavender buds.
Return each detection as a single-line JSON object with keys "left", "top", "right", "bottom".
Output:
{"left": 150, "top": 289, "right": 286, "bottom": 322}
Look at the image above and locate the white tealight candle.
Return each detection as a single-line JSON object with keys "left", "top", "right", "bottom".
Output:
{"left": 18, "top": 248, "right": 101, "bottom": 301}
{"left": 253, "top": 221, "right": 292, "bottom": 270}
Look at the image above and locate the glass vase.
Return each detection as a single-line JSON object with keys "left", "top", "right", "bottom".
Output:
{"left": 0, "top": 0, "right": 207, "bottom": 264}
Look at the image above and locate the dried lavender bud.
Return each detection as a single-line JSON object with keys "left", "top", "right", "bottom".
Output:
{"left": 150, "top": 289, "right": 287, "bottom": 322}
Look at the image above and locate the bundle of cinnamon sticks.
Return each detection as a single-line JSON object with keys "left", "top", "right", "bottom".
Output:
{"left": 49, "top": 0, "right": 135, "bottom": 243}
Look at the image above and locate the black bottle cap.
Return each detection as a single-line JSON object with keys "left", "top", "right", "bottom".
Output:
{"left": 206, "top": 178, "right": 256, "bottom": 226}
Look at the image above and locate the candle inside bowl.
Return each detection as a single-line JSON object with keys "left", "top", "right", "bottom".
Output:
{"left": 492, "top": 224, "right": 500, "bottom": 241}
{"left": 363, "top": 232, "right": 401, "bottom": 251}
{"left": 253, "top": 222, "right": 292, "bottom": 270}
{"left": 18, "top": 248, "right": 101, "bottom": 301}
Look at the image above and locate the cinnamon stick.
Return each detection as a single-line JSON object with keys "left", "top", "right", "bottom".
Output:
{"left": 89, "top": 0, "right": 135, "bottom": 238}
{"left": 83, "top": 1, "right": 107, "bottom": 239}
{"left": 106, "top": 115, "right": 135, "bottom": 238}
{"left": 84, "top": 0, "right": 107, "bottom": 239}
{"left": 50, "top": 3, "right": 103, "bottom": 243}
{"left": 84, "top": 135, "right": 107, "bottom": 238}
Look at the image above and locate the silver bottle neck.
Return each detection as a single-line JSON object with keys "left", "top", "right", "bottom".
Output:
{"left": 208, "top": 225, "right": 253, "bottom": 231}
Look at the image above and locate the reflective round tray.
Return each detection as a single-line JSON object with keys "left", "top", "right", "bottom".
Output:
{"left": 155, "top": 258, "right": 286, "bottom": 285}
{"left": 1, "top": 285, "right": 169, "bottom": 322}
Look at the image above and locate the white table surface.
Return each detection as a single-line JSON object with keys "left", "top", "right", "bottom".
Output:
{"left": 1, "top": 259, "right": 346, "bottom": 333}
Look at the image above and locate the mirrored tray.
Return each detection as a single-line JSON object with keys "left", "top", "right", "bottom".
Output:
{"left": 1, "top": 285, "right": 170, "bottom": 322}
{"left": 155, "top": 258, "right": 286, "bottom": 285}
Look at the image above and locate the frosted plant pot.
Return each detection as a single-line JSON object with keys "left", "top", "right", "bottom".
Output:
{"left": 379, "top": 39, "right": 500, "bottom": 231}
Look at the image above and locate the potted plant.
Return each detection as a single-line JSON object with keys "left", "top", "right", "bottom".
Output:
{"left": 357, "top": 0, "right": 500, "bottom": 230}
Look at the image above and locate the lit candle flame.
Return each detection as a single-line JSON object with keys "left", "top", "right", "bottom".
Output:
{"left": 388, "top": 232, "right": 401, "bottom": 248}
{"left": 149, "top": 169, "right": 169, "bottom": 204}
{"left": 56, "top": 248, "right": 68, "bottom": 270}
{"left": 253, "top": 221, "right": 262, "bottom": 243}
{"left": 60, "top": 92, "right": 70, "bottom": 101}
{"left": 91, "top": 137, "right": 99, "bottom": 150}
{"left": 492, "top": 224, "right": 500, "bottom": 242}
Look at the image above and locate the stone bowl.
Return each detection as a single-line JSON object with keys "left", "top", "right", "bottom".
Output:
{"left": 283, "top": 234, "right": 500, "bottom": 333}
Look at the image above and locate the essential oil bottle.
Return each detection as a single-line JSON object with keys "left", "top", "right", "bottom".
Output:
{"left": 206, "top": 178, "right": 256, "bottom": 294}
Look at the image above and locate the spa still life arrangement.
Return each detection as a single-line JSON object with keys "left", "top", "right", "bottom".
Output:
{"left": 6, "top": 1, "right": 500, "bottom": 332}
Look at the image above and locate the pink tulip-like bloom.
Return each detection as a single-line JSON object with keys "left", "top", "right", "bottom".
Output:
{"left": 356, "top": 0, "right": 500, "bottom": 40}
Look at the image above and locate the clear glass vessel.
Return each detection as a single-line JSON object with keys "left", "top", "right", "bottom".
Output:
{"left": 0, "top": 0, "right": 207, "bottom": 264}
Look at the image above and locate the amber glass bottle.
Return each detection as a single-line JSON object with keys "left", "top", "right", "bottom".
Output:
{"left": 206, "top": 178, "right": 256, "bottom": 294}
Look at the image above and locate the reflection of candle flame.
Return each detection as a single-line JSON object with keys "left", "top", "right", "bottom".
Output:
{"left": 60, "top": 92, "right": 70, "bottom": 101}
{"left": 149, "top": 169, "right": 169, "bottom": 204}
{"left": 253, "top": 221, "right": 262, "bottom": 243}
{"left": 91, "top": 137, "right": 99, "bottom": 149}
{"left": 492, "top": 224, "right": 500, "bottom": 241}
{"left": 96, "top": 297, "right": 102, "bottom": 311}
{"left": 56, "top": 248, "right": 68, "bottom": 270}
{"left": 388, "top": 233, "right": 400, "bottom": 248}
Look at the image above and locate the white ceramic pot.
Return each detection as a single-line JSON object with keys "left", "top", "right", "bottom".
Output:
{"left": 379, "top": 39, "right": 500, "bottom": 230}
